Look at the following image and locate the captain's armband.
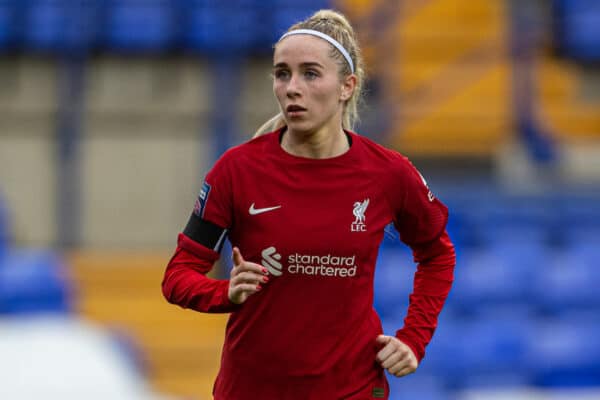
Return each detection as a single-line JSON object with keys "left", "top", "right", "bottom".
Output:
{"left": 183, "top": 213, "right": 228, "bottom": 253}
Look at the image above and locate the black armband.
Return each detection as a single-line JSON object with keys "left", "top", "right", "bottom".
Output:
{"left": 183, "top": 213, "right": 228, "bottom": 253}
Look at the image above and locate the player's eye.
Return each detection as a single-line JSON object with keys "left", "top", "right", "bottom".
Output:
{"left": 274, "top": 69, "right": 290, "bottom": 80}
{"left": 304, "top": 70, "right": 319, "bottom": 80}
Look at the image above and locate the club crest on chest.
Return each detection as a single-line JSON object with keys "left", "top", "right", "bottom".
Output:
{"left": 351, "top": 198, "right": 369, "bottom": 232}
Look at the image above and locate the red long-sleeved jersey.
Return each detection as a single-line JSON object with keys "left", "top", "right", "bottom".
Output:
{"left": 162, "top": 130, "right": 455, "bottom": 400}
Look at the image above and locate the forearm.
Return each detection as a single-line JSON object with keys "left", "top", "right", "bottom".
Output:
{"left": 162, "top": 233, "right": 240, "bottom": 313}
{"left": 395, "top": 230, "right": 455, "bottom": 362}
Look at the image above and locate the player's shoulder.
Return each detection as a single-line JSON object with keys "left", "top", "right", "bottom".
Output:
{"left": 216, "top": 131, "right": 276, "bottom": 165}
{"left": 352, "top": 132, "right": 412, "bottom": 171}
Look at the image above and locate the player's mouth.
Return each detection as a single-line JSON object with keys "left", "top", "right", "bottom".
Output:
{"left": 286, "top": 104, "right": 307, "bottom": 118}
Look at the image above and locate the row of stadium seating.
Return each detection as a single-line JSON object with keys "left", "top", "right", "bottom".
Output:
{"left": 0, "top": 194, "right": 155, "bottom": 397}
{"left": 375, "top": 236, "right": 600, "bottom": 317}
{"left": 0, "top": 248, "right": 72, "bottom": 314}
{"left": 384, "top": 312, "right": 600, "bottom": 389}
{"left": 444, "top": 192, "right": 600, "bottom": 248}
{"left": 0, "top": 0, "right": 330, "bottom": 54}
{"left": 1, "top": 1, "right": 598, "bottom": 60}
{"left": 2, "top": 229, "right": 597, "bottom": 317}
{"left": 554, "top": 0, "right": 600, "bottom": 62}
{"left": 363, "top": 0, "right": 600, "bottom": 159}
{"left": 2, "top": 187, "right": 599, "bottom": 396}
{"left": 374, "top": 186, "right": 600, "bottom": 397}
{"left": 376, "top": 222, "right": 600, "bottom": 397}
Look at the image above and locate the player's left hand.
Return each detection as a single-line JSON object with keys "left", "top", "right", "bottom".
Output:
{"left": 375, "top": 335, "right": 418, "bottom": 377}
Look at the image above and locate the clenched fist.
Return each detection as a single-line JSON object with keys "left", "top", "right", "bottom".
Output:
{"left": 375, "top": 335, "right": 418, "bottom": 377}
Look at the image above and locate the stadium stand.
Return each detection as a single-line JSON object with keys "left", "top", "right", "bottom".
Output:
{"left": 22, "top": 0, "right": 96, "bottom": 53}
{"left": 450, "top": 243, "right": 542, "bottom": 314}
{"left": 536, "top": 242, "right": 600, "bottom": 314}
{"left": 103, "top": 0, "right": 177, "bottom": 53}
{"left": 554, "top": 0, "right": 600, "bottom": 62}
{"left": 22, "top": 0, "right": 68, "bottom": 51}
{"left": 0, "top": 0, "right": 18, "bottom": 51}
{"left": 271, "top": 0, "right": 331, "bottom": 39}
{"left": 182, "top": 0, "right": 262, "bottom": 54}
{"left": 377, "top": 187, "right": 600, "bottom": 398}
{"left": 533, "top": 1, "right": 600, "bottom": 144}
{"left": 373, "top": 243, "right": 414, "bottom": 319}
{"left": 537, "top": 59, "right": 600, "bottom": 142}
{"left": 387, "top": 372, "right": 451, "bottom": 400}
{"left": 337, "top": 0, "right": 600, "bottom": 156}
{"left": 530, "top": 313, "right": 600, "bottom": 387}
{"left": 423, "top": 313, "right": 535, "bottom": 390}
{"left": 372, "top": 0, "right": 511, "bottom": 157}
{"left": 68, "top": 251, "right": 228, "bottom": 397}
{"left": 0, "top": 1, "right": 599, "bottom": 399}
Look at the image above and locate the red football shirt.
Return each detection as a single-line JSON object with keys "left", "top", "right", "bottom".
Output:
{"left": 163, "top": 130, "right": 455, "bottom": 400}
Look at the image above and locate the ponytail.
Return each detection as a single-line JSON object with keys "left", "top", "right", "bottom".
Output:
{"left": 252, "top": 113, "right": 286, "bottom": 138}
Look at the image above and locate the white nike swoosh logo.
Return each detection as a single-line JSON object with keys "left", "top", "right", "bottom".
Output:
{"left": 249, "top": 203, "right": 281, "bottom": 215}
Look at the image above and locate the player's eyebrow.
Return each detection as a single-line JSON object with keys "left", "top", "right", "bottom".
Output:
{"left": 273, "top": 61, "right": 325, "bottom": 69}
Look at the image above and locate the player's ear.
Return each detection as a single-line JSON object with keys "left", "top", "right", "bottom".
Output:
{"left": 340, "top": 74, "right": 356, "bottom": 102}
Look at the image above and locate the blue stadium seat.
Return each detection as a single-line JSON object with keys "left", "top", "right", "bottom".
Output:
{"left": 457, "top": 316, "right": 535, "bottom": 389}
{"left": 0, "top": 1, "right": 20, "bottom": 51}
{"left": 559, "top": 196, "right": 600, "bottom": 244}
{"left": 23, "top": 0, "right": 64, "bottom": 50}
{"left": 555, "top": 0, "right": 600, "bottom": 62}
{"left": 563, "top": 225, "right": 600, "bottom": 248}
{"left": 23, "top": 0, "right": 97, "bottom": 53}
{"left": 416, "top": 316, "right": 465, "bottom": 385}
{"left": 479, "top": 198, "right": 552, "bottom": 246}
{"left": 103, "top": 0, "right": 177, "bottom": 53}
{"left": 387, "top": 373, "right": 451, "bottom": 400}
{"left": 270, "top": 1, "right": 332, "bottom": 43}
{"left": 535, "top": 244, "right": 600, "bottom": 313}
{"left": 446, "top": 196, "right": 553, "bottom": 251}
{"left": 423, "top": 314, "right": 534, "bottom": 389}
{"left": 183, "top": 0, "right": 261, "bottom": 54}
{"left": 373, "top": 246, "right": 414, "bottom": 319}
{"left": 450, "top": 240, "right": 546, "bottom": 314}
{"left": 0, "top": 248, "right": 73, "bottom": 315}
{"left": 530, "top": 314, "right": 600, "bottom": 387}
{"left": 442, "top": 212, "right": 467, "bottom": 257}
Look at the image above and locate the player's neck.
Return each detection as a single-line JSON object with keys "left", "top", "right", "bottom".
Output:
{"left": 282, "top": 126, "right": 349, "bottom": 159}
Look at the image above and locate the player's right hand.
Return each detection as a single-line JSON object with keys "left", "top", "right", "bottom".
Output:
{"left": 228, "top": 247, "right": 269, "bottom": 304}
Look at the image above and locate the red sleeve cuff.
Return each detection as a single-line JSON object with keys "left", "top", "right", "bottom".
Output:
{"left": 162, "top": 233, "right": 241, "bottom": 313}
{"left": 199, "top": 277, "right": 242, "bottom": 313}
{"left": 395, "top": 330, "right": 425, "bottom": 362}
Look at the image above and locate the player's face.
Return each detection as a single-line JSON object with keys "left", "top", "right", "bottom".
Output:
{"left": 273, "top": 35, "right": 354, "bottom": 138}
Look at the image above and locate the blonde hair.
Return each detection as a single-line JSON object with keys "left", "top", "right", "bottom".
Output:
{"left": 253, "top": 9, "right": 365, "bottom": 138}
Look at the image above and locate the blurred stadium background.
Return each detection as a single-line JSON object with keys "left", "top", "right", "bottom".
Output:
{"left": 0, "top": 0, "right": 599, "bottom": 399}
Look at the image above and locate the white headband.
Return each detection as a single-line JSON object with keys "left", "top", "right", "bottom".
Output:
{"left": 279, "top": 29, "right": 355, "bottom": 74}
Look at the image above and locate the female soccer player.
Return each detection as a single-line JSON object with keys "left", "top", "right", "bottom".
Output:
{"left": 162, "top": 9, "right": 455, "bottom": 400}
